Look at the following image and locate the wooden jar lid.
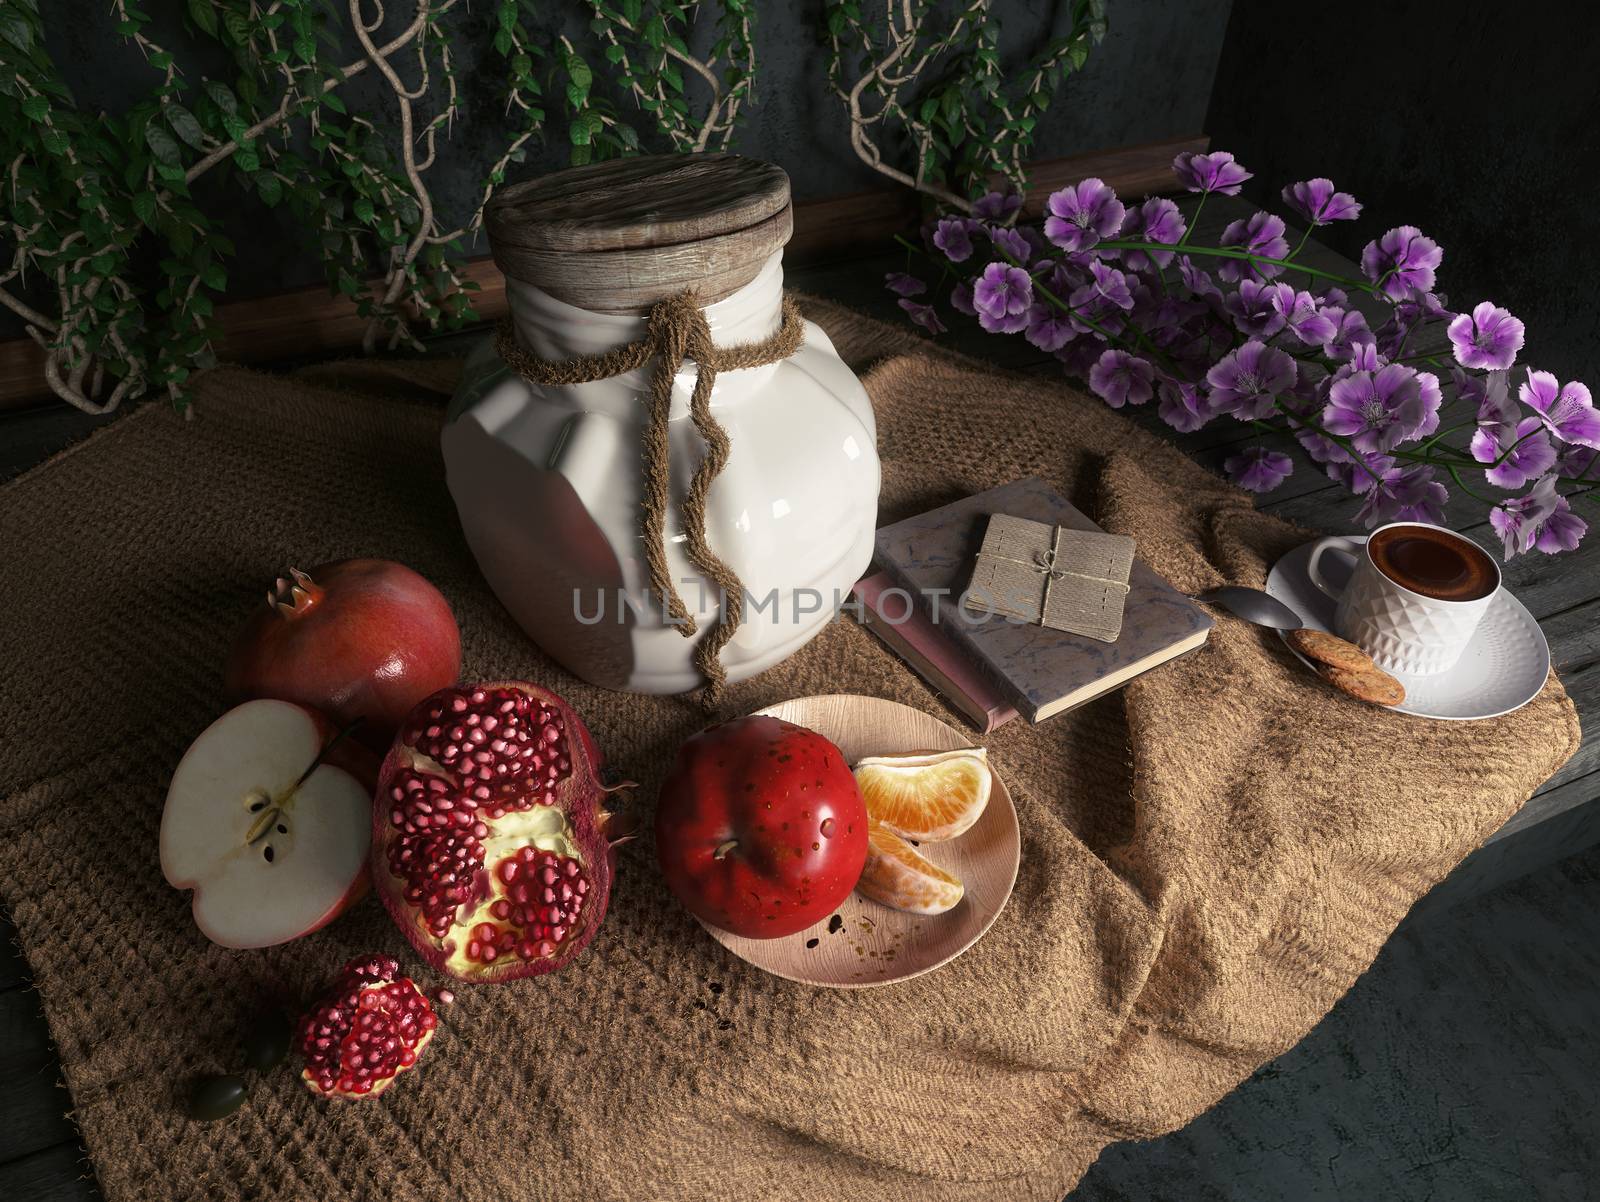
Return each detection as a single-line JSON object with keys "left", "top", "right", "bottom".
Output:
{"left": 485, "top": 154, "right": 792, "bottom": 313}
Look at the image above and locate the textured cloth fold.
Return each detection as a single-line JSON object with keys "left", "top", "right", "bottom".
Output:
{"left": 0, "top": 297, "right": 1579, "bottom": 1202}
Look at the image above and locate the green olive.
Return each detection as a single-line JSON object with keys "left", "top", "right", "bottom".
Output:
{"left": 242, "top": 1012, "right": 292, "bottom": 1073}
{"left": 188, "top": 1074, "right": 249, "bottom": 1122}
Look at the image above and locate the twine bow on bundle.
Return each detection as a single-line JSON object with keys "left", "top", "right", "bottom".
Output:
{"left": 963, "top": 515, "right": 1136, "bottom": 642}
{"left": 496, "top": 292, "right": 805, "bottom": 701}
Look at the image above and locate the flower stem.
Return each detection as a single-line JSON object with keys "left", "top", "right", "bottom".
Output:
{"left": 1093, "top": 239, "right": 1379, "bottom": 295}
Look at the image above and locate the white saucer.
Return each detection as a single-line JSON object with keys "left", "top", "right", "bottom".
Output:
{"left": 1265, "top": 537, "right": 1549, "bottom": 721}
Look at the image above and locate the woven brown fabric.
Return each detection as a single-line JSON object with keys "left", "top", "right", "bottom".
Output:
{"left": 0, "top": 297, "right": 1579, "bottom": 1202}
{"left": 494, "top": 292, "right": 807, "bottom": 699}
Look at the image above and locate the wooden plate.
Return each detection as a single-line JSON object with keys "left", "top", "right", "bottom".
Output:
{"left": 700, "top": 695, "right": 1021, "bottom": 988}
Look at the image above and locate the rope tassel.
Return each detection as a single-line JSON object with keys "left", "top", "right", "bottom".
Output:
{"left": 495, "top": 292, "right": 806, "bottom": 700}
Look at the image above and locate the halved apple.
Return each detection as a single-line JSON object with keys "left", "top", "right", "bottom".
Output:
{"left": 161, "top": 700, "right": 376, "bottom": 948}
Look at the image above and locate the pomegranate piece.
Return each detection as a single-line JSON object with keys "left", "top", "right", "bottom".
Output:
{"left": 372, "top": 683, "right": 623, "bottom": 983}
{"left": 296, "top": 955, "right": 437, "bottom": 1099}
{"left": 224, "top": 558, "right": 461, "bottom": 745}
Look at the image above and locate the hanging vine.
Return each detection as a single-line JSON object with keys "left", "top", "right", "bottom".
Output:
{"left": 0, "top": 0, "right": 1103, "bottom": 414}
{"left": 825, "top": 0, "right": 1105, "bottom": 212}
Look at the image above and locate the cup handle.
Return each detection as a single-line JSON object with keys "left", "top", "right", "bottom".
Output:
{"left": 1306, "top": 536, "right": 1364, "bottom": 600}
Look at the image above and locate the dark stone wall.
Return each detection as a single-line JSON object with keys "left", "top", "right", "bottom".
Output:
{"left": 1205, "top": 1, "right": 1599, "bottom": 385}
{"left": 30, "top": 1, "right": 1229, "bottom": 306}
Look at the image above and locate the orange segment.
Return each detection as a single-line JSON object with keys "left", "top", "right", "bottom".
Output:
{"left": 855, "top": 820, "right": 964, "bottom": 915}
{"left": 852, "top": 748, "right": 992, "bottom": 842}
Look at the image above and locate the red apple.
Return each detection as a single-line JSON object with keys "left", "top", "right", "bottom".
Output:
{"left": 655, "top": 716, "right": 869, "bottom": 939}
{"left": 161, "top": 700, "right": 377, "bottom": 948}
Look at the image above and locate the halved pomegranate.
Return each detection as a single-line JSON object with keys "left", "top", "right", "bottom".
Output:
{"left": 372, "top": 682, "right": 625, "bottom": 983}
{"left": 297, "top": 955, "right": 437, "bottom": 1098}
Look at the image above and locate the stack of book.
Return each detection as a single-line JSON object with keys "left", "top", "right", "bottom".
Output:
{"left": 853, "top": 478, "right": 1213, "bottom": 731}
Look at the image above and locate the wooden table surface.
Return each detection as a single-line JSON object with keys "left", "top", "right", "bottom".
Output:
{"left": 1, "top": 198, "right": 1595, "bottom": 1201}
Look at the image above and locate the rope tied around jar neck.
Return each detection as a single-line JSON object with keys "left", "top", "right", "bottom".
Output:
{"left": 494, "top": 291, "right": 806, "bottom": 703}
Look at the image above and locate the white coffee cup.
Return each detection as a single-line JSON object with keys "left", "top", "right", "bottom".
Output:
{"left": 1306, "top": 522, "right": 1501, "bottom": 677}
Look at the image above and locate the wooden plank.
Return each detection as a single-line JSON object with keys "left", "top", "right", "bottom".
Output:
{"left": 0, "top": 991, "right": 80, "bottom": 1166}
{"left": 0, "top": 136, "right": 1209, "bottom": 412}
{"left": 0, "top": 1143, "right": 100, "bottom": 1202}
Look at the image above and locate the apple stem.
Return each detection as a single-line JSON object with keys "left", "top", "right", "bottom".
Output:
{"left": 291, "top": 718, "right": 364, "bottom": 790}
{"left": 713, "top": 839, "right": 738, "bottom": 861}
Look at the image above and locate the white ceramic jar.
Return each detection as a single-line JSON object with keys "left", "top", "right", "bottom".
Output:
{"left": 443, "top": 156, "right": 880, "bottom": 694}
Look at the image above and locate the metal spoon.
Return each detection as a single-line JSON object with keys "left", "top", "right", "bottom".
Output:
{"left": 1191, "top": 585, "right": 1304, "bottom": 631}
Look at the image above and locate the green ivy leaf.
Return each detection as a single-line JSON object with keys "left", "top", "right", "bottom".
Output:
{"left": 132, "top": 191, "right": 158, "bottom": 222}
{"left": 566, "top": 53, "right": 592, "bottom": 93}
{"left": 0, "top": 10, "right": 33, "bottom": 52}
{"left": 204, "top": 80, "right": 238, "bottom": 116}
{"left": 21, "top": 96, "right": 49, "bottom": 122}
{"left": 167, "top": 104, "right": 206, "bottom": 149}
{"left": 322, "top": 92, "right": 346, "bottom": 114}
{"left": 187, "top": 0, "right": 218, "bottom": 37}
{"left": 201, "top": 263, "right": 227, "bottom": 290}
{"left": 354, "top": 196, "right": 376, "bottom": 223}
{"left": 145, "top": 124, "right": 181, "bottom": 166}
{"left": 257, "top": 174, "right": 282, "bottom": 206}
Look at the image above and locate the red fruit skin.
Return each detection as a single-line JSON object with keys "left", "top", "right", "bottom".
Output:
{"left": 655, "top": 716, "right": 869, "bottom": 939}
{"left": 224, "top": 559, "right": 461, "bottom": 744}
{"left": 371, "top": 681, "right": 618, "bottom": 984}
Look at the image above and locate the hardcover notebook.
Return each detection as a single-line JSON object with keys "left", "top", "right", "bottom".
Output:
{"left": 851, "top": 572, "right": 1020, "bottom": 733}
{"left": 874, "top": 477, "right": 1213, "bottom": 722}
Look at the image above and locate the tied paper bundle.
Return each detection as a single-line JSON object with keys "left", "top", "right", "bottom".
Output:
{"left": 964, "top": 514, "right": 1135, "bottom": 642}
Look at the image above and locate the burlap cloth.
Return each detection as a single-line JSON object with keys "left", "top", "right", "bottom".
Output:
{"left": 0, "top": 297, "right": 1579, "bottom": 1202}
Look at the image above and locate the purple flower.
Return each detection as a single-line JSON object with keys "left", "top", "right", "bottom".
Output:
{"left": 1066, "top": 261, "right": 1135, "bottom": 334}
{"left": 1518, "top": 370, "right": 1600, "bottom": 448}
{"left": 950, "top": 280, "right": 977, "bottom": 317}
{"left": 1322, "top": 364, "right": 1434, "bottom": 453}
{"left": 1297, "top": 424, "right": 1349, "bottom": 466}
{"left": 987, "top": 224, "right": 1032, "bottom": 263}
{"left": 1172, "top": 150, "right": 1252, "bottom": 195}
{"left": 1468, "top": 371, "right": 1553, "bottom": 488}
{"left": 1321, "top": 307, "right": 1375, "bottom": 361}
{"left": 1224, "top": 279, "right": 1294, "bottom": 339}
{"left": 884, "top": 272, "right": 926, "bottom": 297}
{"left": 1224, "top": 446, "right": 1294, "bottom": 492}
{"left": 1206, "top": 340, "right": 1297, "bottom": 420}
{"left": 973, "top": 190, "right": 1023, "bottom": 222}
{"left": 1446, "top": 302, "right": 1524, "bottom": 371}
{"left": 1119, "top": 198, "right": 1187, "bottom": 270}
{"left": 1281, "top": 178, "right": 1361, "bottom": 225}
{"left": 1490, "top": 474, "right": 1561, "bottom": 557}
{"left": 1055, "top": 335, "right": 1107, "bottom": 378}
{"left": 1044, "top": 178, "right": 1126, "bottom": 253}
{"left": 1178, "top": 255, "right": 1222, "bottom": 302}
{"left": 1360, "top": 225, "right": 1443, "bottom": 301}
{"left": 1471, "top": 414, "right": 1557, "bottom": 489}
{"left": 897, "top": 298, "right": 947, "bottom": 335}
{"left": 1023, "top": 301, "right": 1075, "bottom": 352}
{"left": 1414, "top": 370, "right": 1443, "bottom": 439}
{"left": 1088, "top": 349, "right": 1155, "bottom": 408}
{"left": 1556, "top": 443, "right": 1597, "bottom": 480}
{"left": 1277, "top": 290, "right": 1337, "bottom": 346}
{"left": 1357, "top": 463, "right": 1449, "bottom": 527}
{"left": 1218, "top": 212, "right": 1289, "bottom": 282}
{"left": 1157, "top": 379, "right": 1218, "bottom": 432}
{"left": 932, "top": 217, "right": 975, "bottom": 263}
{"left": 972, "top": 262, "right": 1033, "bottom": 333}
{"left": 1532, "top": 495, "right": 1587, "bottom": 553}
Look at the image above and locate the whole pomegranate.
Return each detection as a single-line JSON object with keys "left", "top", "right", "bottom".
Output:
{"left": 297, "top": 955, "right": 437, "bottom": 1099}
{"left": 655, "top": 716, "right": 869, "bottom": 939}
{"left": 372, "top": 682, "right": 625, "bottom": 983}
{"left": 224, "top": 559, "right": 461, "bottom": 742}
